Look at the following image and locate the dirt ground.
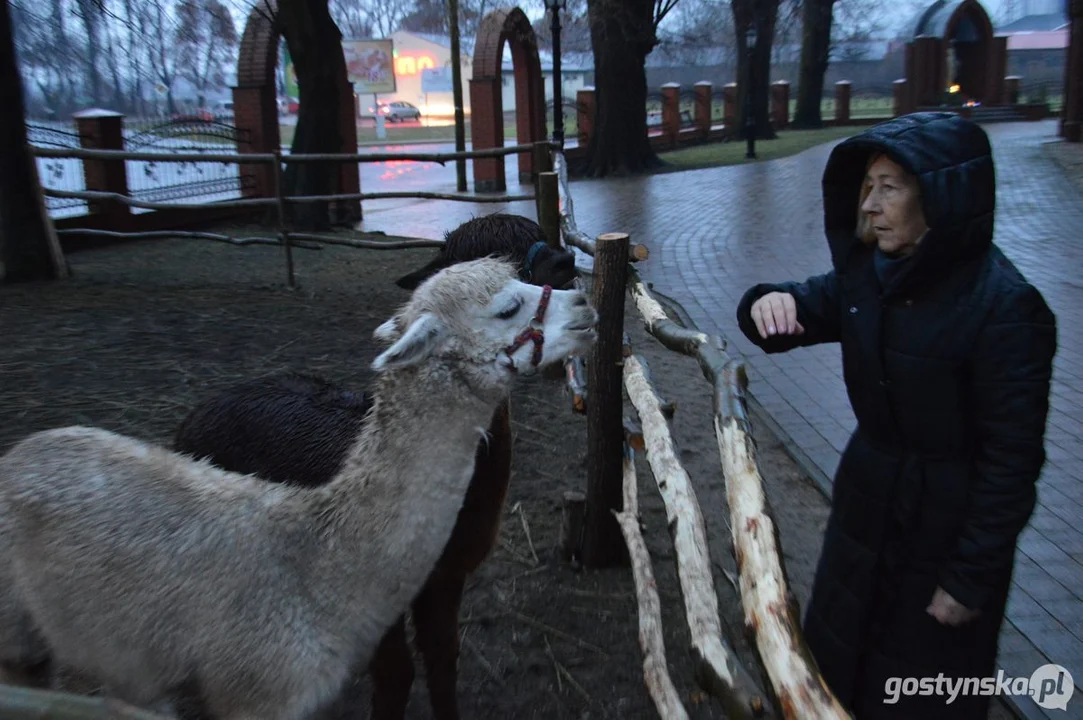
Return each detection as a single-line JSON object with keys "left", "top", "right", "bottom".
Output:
{"left": 0, "top": 224, "right": 1014, "bottom": 720}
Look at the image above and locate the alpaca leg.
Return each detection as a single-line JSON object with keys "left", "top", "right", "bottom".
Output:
{"left": 366, "top": 617, "right": 414, "bottom": 720}
{"left": 412, "top": 573, "right": 466, "bottom": 720}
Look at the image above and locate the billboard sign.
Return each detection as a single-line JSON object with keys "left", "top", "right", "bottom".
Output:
{"left": 344, "top": 39, "right": 396, "bottom": 94}
{"left": 421, "top": 66, "right": 454, "bottom": 93}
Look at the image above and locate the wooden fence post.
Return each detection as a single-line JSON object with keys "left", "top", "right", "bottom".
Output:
{"left": 537, "top": 172, "right": 560, "bottom": 249}
{"left": 581, "top": 232, "right": 630, "bottom": 568}
{"left": 532, "top": 140, "right": 553, "bottom": 175}
{"left": 272, "top": 150, "right": 295, "bottom": 289}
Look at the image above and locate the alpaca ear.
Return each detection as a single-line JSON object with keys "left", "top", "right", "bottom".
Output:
{"left": 373, "top": 316, "right": 402, "bottom": 344}
{"left": 371, "top": 313, "right": 444, "bottom": 371}
{"left": 394, "top": 253, "right": 449, "bottom": 290}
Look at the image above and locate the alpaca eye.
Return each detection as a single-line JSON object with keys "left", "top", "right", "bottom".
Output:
{"left": 496, "top": 300, "right": 521, "bottom": 320}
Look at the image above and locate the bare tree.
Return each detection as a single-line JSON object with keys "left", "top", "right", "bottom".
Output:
{"left": 11, "top": 0, "right": 79, "bottom": 116}
{"left": 650, "top": 0, "right": 734, "bottom": 66}
{"left": 577, "top": 0, "right": 681, "bottom": 178}
{"left": 176, "top": 0, "right": 238, "bottom": 107}
{"left": 730, "top": 0, "right": 780, "bottom": 140}
{"left": 276, "top": 0, "right": 352, "bottom": 229}
{"left": 1, "top": 0, "right": 68, "bottom": 282}
{"left": 72, "top": 0, "right": 105, "bottom": 104}
{"left": 146, "top": 0, "right": 182, "bottom": 114}
{"left": 329, "top": 0, "right": 373, "bottom": 37}
{"left": 331, "top": 0, "right": 413, "bottom": 38}
{"left": 831, "top": 0, "right": 885, "bottom": 57}
{"left": 401, "top": 0, "right": 448, "bottom": 34}
{"left": 792, "top": 0, "right": 835, "bottom": 127}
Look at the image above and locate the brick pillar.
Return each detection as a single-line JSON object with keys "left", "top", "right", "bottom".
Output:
{"left": 470, "top": 77, "right": 505, "bottom": 192}
{"left": 835, "top": 81, "right": 852, "bottom": 124}
{"left": 1062, "top": 0, "right": 1083, "bottom": 141}
{"left": 73, "top": 109, "right": 129, "bottom": 229}
{"left": 771, "top": 80, "right": 790, "bottom": 129}
{"left": 1004, "top": 76, "right": 1021, "bottom": 105}
{"left": 723, "top": 82, "right": 738, "bottom": 127}
{"left": 661, "top": 83, "right": 680, "bottom": 148}
{"left": 513, "top": 58, "right": 539, "bottom": 182}
{"left": 335, "top": 81, "right": 361, "bottom": 223}
{"left": 893, "top": 79, "right": 909, "bottom": 116}
{"left": 232, "top": 85, "right": 277, "bottom": 200}
{"left": 694, "top": 81, "right": 712, "bottom": 137}
{"left": 576, "top": 87, "right": 596, "bottom": 149}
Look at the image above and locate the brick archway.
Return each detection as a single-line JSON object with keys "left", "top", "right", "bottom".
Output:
{"left": 902, "top": 0, "right": 1007, "bottom": 112}
{"left": 469, "top": 7, "right": 546, "bottom": 192}
{"left": 232, "top": 1, "right": 359, "bottom": 220}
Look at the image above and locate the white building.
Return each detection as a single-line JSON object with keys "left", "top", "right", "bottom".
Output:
{"left": 371, "top": 31, "right": 593, "bottom": 117}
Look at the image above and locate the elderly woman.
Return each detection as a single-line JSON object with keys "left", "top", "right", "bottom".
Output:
{"left": 735, "top": 112, "right": 1057, "bottom": 718}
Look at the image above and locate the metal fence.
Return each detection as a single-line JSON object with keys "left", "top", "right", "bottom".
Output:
{"left": 123, "top": 119, "right": 253, "bottom": 210}
{"left": 28, "top": 117, "right": 256, "bottom": 219}
{"left": 27, "top": 122, "right": 88, "bottom": 218}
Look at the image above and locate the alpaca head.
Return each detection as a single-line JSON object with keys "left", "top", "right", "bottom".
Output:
{"left": 373, "top": 258, "right": 597, "bottom": 396}
{"left": 394, "top": 213, "right": 579, "bottom": 291}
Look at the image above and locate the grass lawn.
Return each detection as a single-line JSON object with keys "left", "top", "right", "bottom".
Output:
{"left": 654, "top": 125, "right": 866, "bottom": 172}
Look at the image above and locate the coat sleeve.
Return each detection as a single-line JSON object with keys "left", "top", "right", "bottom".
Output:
{"left": 735, "top": 271, "right": 843, "bottom": 353}
{"left": 938, "top": 281, "right": 1057, "bottom": 611}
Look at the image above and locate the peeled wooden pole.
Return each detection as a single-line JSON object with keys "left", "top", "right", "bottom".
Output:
{"left": 552, "top": 152, "right": 649, "bottom": 261}
{"left": 611, "top": 443, "right": 690, "bottom": 720}
{"left": 626, "top": 268, "right": 850, "bottom": 719}
{"left": 566, "top": 354, "right": 587, "bottom": 413}
{"left": 623, "top": 353, "right": 767, "bottom": 720}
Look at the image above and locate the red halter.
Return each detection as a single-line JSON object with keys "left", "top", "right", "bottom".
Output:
{"left": 503, "top": 285, "right": 552, "bottom": 371}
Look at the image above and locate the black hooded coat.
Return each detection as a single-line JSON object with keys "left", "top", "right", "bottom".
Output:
{"left": 735, "top": 113, "right": 1057, "bottom": 718}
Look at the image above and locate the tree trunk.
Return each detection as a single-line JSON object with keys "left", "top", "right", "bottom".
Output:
{"left": 792, "top": 0, "right": 835, "bottom": 129}
{"left": 731, "top": 0, "right": 780, "bottom": 141}
{"left": 579, "top": 0, "right": 662, "bottom": 177}
{"left": 277, "top": 0, "right": 347, "bottom": 230}
{"left": 0, "top": 0, "right": 67, "bottom": 283}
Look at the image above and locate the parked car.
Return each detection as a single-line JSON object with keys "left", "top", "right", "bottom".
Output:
{"left": 363, "top": 100, "right": 422, "bottom": 122}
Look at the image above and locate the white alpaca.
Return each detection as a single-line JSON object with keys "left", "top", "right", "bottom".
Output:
{"left": 0, "top": 257, "right": 597, "bottom": 720}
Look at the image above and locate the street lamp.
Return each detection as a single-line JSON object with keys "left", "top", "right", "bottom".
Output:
{"left": 744, "top": 23, "right": 757, "bottom": 159}
{"left": 544, "top": 0, "right": 566, "bottom": 147}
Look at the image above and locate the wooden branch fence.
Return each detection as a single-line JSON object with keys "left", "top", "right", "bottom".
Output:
{"left": 551, "top": 151, "right": 851, "bottom": 720}
{"left": 5, "top": 137, "right": 848, "bottom": 719}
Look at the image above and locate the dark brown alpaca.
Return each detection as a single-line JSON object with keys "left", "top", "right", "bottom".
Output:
{"left": 169, "top": 214, "right": 577, "bottom": 720}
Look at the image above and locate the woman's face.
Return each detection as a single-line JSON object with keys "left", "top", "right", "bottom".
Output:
{"left": 860, "top": 154, "right": 929, "bottom": 256}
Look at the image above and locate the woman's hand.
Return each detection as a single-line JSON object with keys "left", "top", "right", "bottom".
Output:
{"left": 927, "top": 586, "right": 981, "bottom": 626}
{"left": 749, "top": 292, "right": 805, "bottom": 339}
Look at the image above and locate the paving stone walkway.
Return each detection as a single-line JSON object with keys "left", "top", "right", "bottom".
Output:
{"left": 359, "top": 120, "right": 1081, "bottom": 718}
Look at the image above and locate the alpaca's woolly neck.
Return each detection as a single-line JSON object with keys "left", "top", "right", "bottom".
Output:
{"left": 310, "top": 360, "right": 503, "bottom": 636}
